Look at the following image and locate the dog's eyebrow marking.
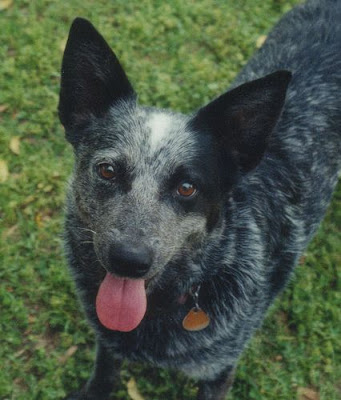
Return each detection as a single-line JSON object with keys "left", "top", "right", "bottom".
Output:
{"left": 147, "top": 112, "right": 172, "bottom": 149}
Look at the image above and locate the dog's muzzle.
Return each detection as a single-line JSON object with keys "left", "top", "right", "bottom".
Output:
{"left": 108, "top": 242, "right": 153, "bottom": 278}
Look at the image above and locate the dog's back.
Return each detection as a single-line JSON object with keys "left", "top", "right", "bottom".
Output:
{"left": 238, "top": 0, "right": 341, "bottom": 175}
{"left": 238, "top": 0, "right": 340, "bottom": 173}
{"left": 228, "top": 0, "right": 341, "bottom": 297}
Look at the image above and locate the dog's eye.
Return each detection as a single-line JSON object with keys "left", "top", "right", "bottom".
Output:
{"left": 177, "top": 182, "right": 197, "bottom": 198}
{"left": 97, "top": 163, "right": 116, "bottom": 180}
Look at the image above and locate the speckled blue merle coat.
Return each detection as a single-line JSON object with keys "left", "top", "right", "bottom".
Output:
{"left": 59, "top": 1, "right": 341, "bottom": 399}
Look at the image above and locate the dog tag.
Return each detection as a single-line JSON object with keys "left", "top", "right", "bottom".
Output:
{"left": 182, "top": 307, "right": 210, "bottom": 331}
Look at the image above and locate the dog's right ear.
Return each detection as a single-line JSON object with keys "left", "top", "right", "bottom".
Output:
{"left": 58, "top": 18, "right": 136, "bottom": 143}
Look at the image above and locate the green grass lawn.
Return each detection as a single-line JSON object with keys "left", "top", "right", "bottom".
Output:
{"left": 0, "top": 0, "right": 340, "bottom": 399}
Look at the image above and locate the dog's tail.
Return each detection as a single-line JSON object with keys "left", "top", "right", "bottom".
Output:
{"left": 308, "top": 0, "right": 339, "bottom": 4}
{"left": 306, "top": 0, "right": 341, "bottom": 33}
{"left": 308, "top": 0, "right": 340, "bottom": 8}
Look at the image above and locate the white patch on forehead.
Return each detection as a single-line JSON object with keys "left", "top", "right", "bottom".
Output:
{"left": 146, "top": 112, "right": 173, "bottom": 150}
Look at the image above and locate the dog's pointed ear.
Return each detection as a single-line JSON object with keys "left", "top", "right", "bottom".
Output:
{"left": 190, "top": 71, "right": 292, "bottom": 172}
{"left": 58, "top": 18, "right": 136, "bottom": 137}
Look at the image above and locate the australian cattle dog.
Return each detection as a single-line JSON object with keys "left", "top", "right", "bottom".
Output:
{"left": 58, "top": 1, "right": 340, "bottom": 398}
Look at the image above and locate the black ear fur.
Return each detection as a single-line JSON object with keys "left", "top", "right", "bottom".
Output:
{"left": 191, "top": 71, "right": 292, "bottom": 172}
{"left": 58, "top": 18, "right": 136, "bottom": 137}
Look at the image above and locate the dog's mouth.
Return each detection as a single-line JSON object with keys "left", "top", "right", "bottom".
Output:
{"left": 95, "top": 269, "right": 163, "bottom": 332}
{"left": 96, "top": 272, "right": 147, "bottom": 332}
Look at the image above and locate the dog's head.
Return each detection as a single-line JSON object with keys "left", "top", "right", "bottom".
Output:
{"left": 59, "top": 18, "right": 291, "bottom": 331}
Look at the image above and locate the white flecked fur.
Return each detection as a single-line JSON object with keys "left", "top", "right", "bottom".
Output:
{"left": 147, "top": 112, "right": 173, "bottom": 150}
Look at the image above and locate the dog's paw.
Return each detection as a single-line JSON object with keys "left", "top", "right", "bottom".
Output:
{"left": 63, "top": 391, "right": 83, "bottom": 400}
{"left": 63, "top": 389, "right": 111, "bottom": 400}
{"left": 63, "top": 390, "right": 96, "bottom": 400}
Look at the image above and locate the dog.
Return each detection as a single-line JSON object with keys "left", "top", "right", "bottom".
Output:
{"left": 58, "top": 0, "right": 340, "bottom": 399}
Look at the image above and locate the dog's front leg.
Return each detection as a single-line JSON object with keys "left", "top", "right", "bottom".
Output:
{"left": 197, "top": 366, "right": 235, "bottom": 400}
{"left": 65, "top": 340, "right": 121, "bottom": 400}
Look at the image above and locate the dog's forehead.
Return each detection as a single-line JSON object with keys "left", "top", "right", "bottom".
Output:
{"left": 144, "top": 110, "right": 196, "bottom": 155}
{"left": 146, "top": 112, "right": 175, "bottom": 150}
{"left": 105, "top": 103, "right": 198, "bottom": 172}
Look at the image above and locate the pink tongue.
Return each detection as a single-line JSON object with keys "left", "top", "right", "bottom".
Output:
{"left": 96, "top": 273, "right": 147, "bottom": 332}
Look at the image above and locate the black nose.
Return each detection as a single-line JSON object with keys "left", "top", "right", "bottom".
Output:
{"left": 108, "top": 242, "right": 153, "bottom": 278}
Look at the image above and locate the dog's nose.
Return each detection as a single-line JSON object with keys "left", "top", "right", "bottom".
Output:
{"left": 108, "top": 243, "right": 153, "bottom": 278}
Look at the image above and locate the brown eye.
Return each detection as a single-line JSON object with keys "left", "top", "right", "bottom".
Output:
{"left": 98, "top": 163, "right": 116, "bottom": 180}
{"left": 177, "top": 182, "right": 197, "bottom": 198}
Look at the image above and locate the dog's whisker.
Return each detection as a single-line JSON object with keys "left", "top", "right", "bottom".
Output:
{"left": 78, "top": 227, "right": 97, "bottom": 235}
{"left": 80, "top": 240, "right": 95, "bottom": 245}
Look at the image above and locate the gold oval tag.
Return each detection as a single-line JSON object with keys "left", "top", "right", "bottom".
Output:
{"left": 182, "top": 308, "right": 210, "bottom": 331}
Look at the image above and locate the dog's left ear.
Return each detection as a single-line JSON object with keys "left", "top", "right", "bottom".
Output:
{"left": 59, "top": 18, "right": 136, "bottom": 139}
{"left": 190, "top": 71, "right": 292, "bottom": 172}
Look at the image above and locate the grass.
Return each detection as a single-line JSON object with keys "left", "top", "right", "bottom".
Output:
{"left": 0, "top": 0, "right": 340, "bottom": 399}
